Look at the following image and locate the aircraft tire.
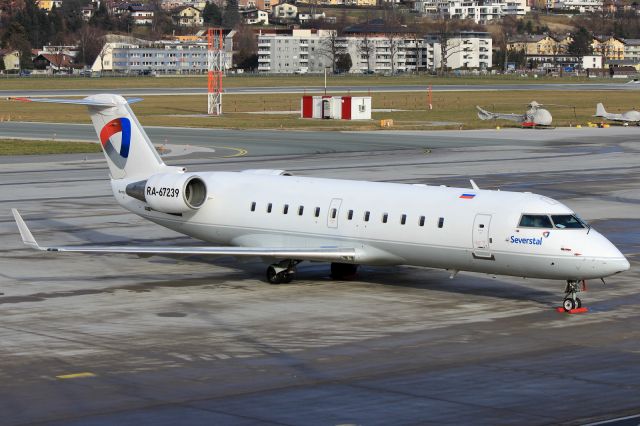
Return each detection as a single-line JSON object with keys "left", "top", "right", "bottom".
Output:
{"left": 563, "top": 298, "right": 576, "bottom": 312}
{"left": 266, "top": 266, "right": 282, "bottom": 284}
{"left": 575, "top": 297, "right": 582, "bottom": 308}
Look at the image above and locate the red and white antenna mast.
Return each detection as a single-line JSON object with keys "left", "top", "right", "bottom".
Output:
{"left": 207, "top": 27, "right": 224, "bottom": 116}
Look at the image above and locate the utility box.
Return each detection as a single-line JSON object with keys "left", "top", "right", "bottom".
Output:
{"left": 301, "top": 96, "right": 371, "bottom": 120}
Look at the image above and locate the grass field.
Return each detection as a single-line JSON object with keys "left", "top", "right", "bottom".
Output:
{"left": 1, "top": 90, "right": 636, "bottom": 131}
{"left": 0, "top": 139, "right": 101, "bottom": 155}
{"left": 0, "top": 74, "right": 617, "bottom": 91}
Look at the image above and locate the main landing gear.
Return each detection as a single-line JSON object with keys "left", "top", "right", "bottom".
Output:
{"left": 265, "top": 261, "right": 360, "bottom": 284}
{"left": 562, "top": 279, "right": 585, "bottom": 312}
{"left": 266, "top": 260, "right": 300, "bottom": 284}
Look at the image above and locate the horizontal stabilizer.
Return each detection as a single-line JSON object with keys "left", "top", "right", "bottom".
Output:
{"left": 12, "top": 210, "right": 356, "bottom": 262}
{"left": 8, "top": 96, "right": 143, "bottom": 107}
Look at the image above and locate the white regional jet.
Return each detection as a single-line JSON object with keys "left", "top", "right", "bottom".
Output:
{"left": 11, "top": 95, "right": 630, "bottom": 312}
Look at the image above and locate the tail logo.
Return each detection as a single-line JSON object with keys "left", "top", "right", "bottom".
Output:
{"left": 100, "top": 118, "right": 131, "bottom": 169}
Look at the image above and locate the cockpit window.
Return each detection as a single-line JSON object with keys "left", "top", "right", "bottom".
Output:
{"left": 519, "top": 214, "right": 553, "bottom": 228}
{"left": 551, "top": 215, "right": 586, "bottom": 229}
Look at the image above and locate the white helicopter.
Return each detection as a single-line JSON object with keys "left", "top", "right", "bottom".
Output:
{"left": 477, "top": 101, "right": 553, "bottom": 128}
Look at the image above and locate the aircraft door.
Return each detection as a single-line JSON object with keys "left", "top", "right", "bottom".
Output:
{"left": 322, "top": 99, "right": 331, "bottom": 119}
{"left": 327, "top": 198, "right": 342, "bottom": 228}
{"left": 472, "top": 214, "right": 494, "bottom": 259}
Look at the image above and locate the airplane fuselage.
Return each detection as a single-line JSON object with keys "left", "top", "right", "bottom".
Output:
{"left": 112, "top": 172, "right": 628, "bottom": 281}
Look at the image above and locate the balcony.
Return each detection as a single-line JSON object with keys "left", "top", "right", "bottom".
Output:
{"left": 258, "top": 41, "right": 271, "bottom": 48}
{"left": 258, "top": 57, "right": 271, "bottom": 62}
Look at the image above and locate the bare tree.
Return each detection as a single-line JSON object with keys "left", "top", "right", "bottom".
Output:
{"left": 96, "top": 37, "right": 111, "bottom": 75}
{"left": 319, "top": 30, "right": 343, "bottom": 73}
{"left": 76, "top": 26, "right": 105, "bottom": 68}
{"left": 431, "top": 15, "right": 464, "bottom": 75}
{"left": 386, "top": 32, "right": 401, "bottom": 75}
{"left": 357, "top": 33, "right": 376, "bottom": 73}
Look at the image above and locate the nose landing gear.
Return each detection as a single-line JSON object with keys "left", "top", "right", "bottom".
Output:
{"left": 560, "top": 280, "right": 588, "bottom": 313}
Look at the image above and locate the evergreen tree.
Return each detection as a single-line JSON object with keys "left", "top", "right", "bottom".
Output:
{"left": 203, "top": 1, "right": 222, "bottom": 26}
{"left": 335, "top": 53, "right": 352, "bottom": 73}
{"left": 222, "top": 0, "right": 240, "bottom": 29}
{"left": 568, "top": 27, "right": 593, "bottom": 56}
{"left": 89, "top": 1, "right": 113, "bottom": 31}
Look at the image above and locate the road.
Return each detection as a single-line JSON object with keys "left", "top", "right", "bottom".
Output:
{"left": 1, "top": 82, "right": 638, "bottom": 98}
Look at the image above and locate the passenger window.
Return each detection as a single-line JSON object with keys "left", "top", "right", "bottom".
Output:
{"left": 315, "top": 207, "right": 320, "bottom": 217}
{"left": 347, "top": 210, "right": 353, "bottom": 220}
{"left": 551, "top": 215, "right": 585, "bottom": 229}
{"left": 364, "top": 211, "right": 370, "bottom": 222}
{"left": 519, "top": 214, "right": 552, "bottom": 228}
{"left": 298, "top": 206, "right": 304, "bottom": 216}
{"left": 382, "top": 213, "right": 388, "bottom": 223}
{"left": 283, "top": 204, "right": 289, "bottom": 214}
{"left": 331, "top": 208, "right": 337, "bottom": 219}
{"left": 400, "top": 214, "right": 406, "bottom": 225}
{"left": 438, "top": 217, "right": 444, "bottom": 228}
{"left": 267, "top": 203, "right": 272, "bottom": 213}
{"left": 419, "top": 216, "right": 425, "bottom": 227}
{"left": 251, "top": 202, "right": 256, "bottom": 212}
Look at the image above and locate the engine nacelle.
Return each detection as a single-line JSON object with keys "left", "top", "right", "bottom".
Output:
{"left": 240, "top": 169, "right": 293, "bottom": 176}
{"left": 126, "top": 173, "right": 207, "bottom": 214}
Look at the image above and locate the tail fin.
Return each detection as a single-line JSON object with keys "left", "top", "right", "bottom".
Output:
{"left": 595, "top": 103, "right": 607, "bottom": 117}
{"left": 10, "top": 94, "right": 168, "bottom": 179}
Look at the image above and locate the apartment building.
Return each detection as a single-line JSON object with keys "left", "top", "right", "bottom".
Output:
{"left": 91, "top": 37, "right": 233, "bottom": 74}
{"left": 258, "top": 29, "right": 334, "bottom": 73}
{"left": 257, "top": 29, "right": 492, "bottom": 74}
{"left": 551, "top": 0, "right": 602, "bottom": 12}
{"left": 426, "top": 31, "right": 492, "bottom": 70}
{"left": 414, "top": 0, "right": 529, "bottom": 23}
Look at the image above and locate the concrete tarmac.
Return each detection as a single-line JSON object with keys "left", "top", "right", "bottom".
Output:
{"left": 2, "top": 121, "right": 640, "bottom": 157}
{"left": 0, "top": 131, "right": 639, "bottom": 425}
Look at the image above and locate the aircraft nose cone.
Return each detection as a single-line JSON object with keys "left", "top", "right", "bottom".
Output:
{"left": 611, "top": 256, "right": 631, "bottom": 274}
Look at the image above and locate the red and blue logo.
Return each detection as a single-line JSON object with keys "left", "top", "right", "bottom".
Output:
{"left": 99, "top": 118, "right": 131, "bottom": 169}
{"left": 459, "top": 193, "right": 476, "bottom": 199}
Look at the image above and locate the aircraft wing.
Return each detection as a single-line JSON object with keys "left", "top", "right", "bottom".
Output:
{"left": 476, "top": 106, "right": 523, "bottom": 123}
{"left": 12, "top": 209, "right": 356, "bottom": 262}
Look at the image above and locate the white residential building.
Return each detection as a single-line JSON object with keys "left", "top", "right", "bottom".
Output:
{"left": 414, "top": 0, "right": 529, "bottom": 23}
{"left": 272, "top": 2, "right": 297, "bottom": 20}
{"left": 257, "top": 29, "right": 491, "bottom": 74}
{"left": 257, "top": 29, "right": 333, "bottom": 73}
{"left": 552, "top": 0, "right": 602, "bottom": 11}
{"left": 91, "top": 37, "right": 233, "bottom": 74}
{"left": 425, "top": 31, "right": 492, "bottom": 70}
{"left": 242, "top": 9, "right": 269, "bottom": 25}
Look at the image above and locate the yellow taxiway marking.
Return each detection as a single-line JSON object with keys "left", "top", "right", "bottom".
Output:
{"left": 56, "top": 372, "right": 96, "bottom": 380}
{"left": 211, "top": 146, "right": 248, "bottom": 158}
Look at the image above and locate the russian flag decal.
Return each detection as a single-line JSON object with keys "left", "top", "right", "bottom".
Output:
{"left": 460, "top": 193, "right": 476, "bottom": 199}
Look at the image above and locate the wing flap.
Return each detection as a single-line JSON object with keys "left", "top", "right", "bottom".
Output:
{"left": 11, "top": 209, "right": 356, "bottom": 262}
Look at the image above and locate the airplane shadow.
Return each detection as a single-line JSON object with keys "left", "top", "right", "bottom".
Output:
{"left": 30, "top": 218, "right": 558, "bottom": 306}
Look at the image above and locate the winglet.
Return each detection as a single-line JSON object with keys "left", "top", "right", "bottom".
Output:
{"left": 11, "top": 209, "right": 42, "bottom": 250}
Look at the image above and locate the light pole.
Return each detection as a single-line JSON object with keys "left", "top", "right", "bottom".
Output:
{"left": 324, "top": 66, "right": 328, "bottom": 95}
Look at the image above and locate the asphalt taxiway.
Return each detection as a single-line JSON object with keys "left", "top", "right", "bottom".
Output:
{"left": 0, "top": 129, "right": 639, "bottom": 425}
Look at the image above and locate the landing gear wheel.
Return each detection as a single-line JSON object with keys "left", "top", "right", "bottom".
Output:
{"left": 266, "top": 266, "right": 283, "bottom": 285}
{"left": 575, "top": 297, "right": 582, "bottom": 309}
{"left": 282, "top": 272, "right": 293, "bottom": 284}
{"left": 563, "top": 298, "right": 576, "bottom": 312}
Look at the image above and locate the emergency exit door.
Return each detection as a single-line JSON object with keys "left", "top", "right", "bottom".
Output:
{"left": 472, "top": 214, "right": 493, "bottom": 259}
